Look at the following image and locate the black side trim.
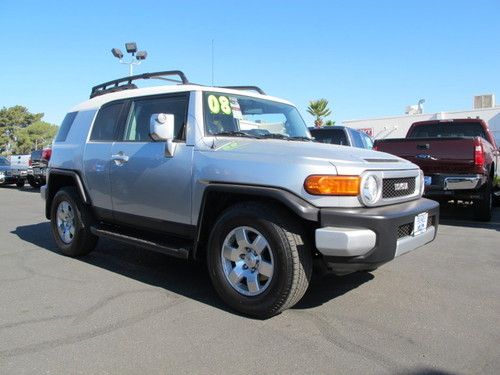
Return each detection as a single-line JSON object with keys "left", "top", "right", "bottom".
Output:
{"left": 112, "top": 210, "right": 196, "bottom": 240}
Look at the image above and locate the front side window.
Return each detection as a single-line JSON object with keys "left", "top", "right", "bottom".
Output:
{"left": 0, "top": 156, "right": 9, "bottom": 166}
{"left": 123, "top": 95, "right": 188, "bottom": 142}
{"left": 203, "top": 92, "right": 310, "bottom": 139}
{"left": 360, "top": 132, "right": 374, "bottom": 149}
{"left": 90, "top": 103, "right": 123, "bottom": 141}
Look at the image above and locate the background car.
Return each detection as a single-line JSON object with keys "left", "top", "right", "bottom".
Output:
{"left": 309, "top": 126, "right": 374, "bottom": 149}
{"left": 0, "top": 156, "right": 25, "bottom": 187}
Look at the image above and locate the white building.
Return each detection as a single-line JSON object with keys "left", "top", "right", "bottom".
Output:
{"left": 343, "top": 94, "right": 500, "bottom": 145}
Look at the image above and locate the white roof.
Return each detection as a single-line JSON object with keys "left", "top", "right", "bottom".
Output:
{"left": 70, "top": 84, "right": 293, "bottom": 112}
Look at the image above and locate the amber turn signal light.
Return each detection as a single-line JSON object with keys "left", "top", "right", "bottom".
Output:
{"left": 304, "top": 175, "right": 360, "bottom": 196}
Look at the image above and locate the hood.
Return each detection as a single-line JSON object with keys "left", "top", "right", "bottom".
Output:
{"left": 209, "top": 138, "right": 417, "bottom": 173}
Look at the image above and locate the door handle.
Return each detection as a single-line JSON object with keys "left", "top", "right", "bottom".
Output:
{"left": 111, "top": 152, "right": 129, "bottom": 164}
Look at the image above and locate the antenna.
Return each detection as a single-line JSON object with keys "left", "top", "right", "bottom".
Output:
{"left": 211, "top": 39, "right": 215, "bottom": 85}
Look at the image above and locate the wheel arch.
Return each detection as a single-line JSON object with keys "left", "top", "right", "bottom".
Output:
{"left": 192, "top": 183, "right": 319, "bottom": 261}
{"left": 45, "top": 169, "right": 90, "bottom": 219}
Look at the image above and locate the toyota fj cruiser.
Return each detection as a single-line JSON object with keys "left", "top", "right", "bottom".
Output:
{"left": 42, "top": 71, "right": 439, "bottom": 318}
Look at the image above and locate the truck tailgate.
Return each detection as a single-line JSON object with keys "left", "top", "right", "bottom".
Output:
{"left": 377, "top": 137, "right": 476, "bottom": 174}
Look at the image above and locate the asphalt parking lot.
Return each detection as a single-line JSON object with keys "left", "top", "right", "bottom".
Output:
{"left": 0, "top": 186, "right": 499, "bottom": 374}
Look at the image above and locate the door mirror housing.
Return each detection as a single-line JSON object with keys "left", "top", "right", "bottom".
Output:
{"left": 150, "top": 113, "right": 175, "bottom": 141}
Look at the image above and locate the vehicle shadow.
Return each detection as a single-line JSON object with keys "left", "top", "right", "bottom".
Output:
{"left": 12, "top": 222, "right": 371, "bottom": 317}
{"left": 438, "top": 202, "right": 500, "bottom": 232}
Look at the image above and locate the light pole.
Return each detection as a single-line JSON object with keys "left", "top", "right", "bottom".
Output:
{"left": 111, "top": 42, "right": 148, "bottom": 76}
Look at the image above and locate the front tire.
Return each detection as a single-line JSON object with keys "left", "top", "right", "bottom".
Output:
{"left": 50, "top": 187, "right": 98, "bottom": 257}
{"left": 207, "top": 202, "right": 312, "bottom": 319}
{"left": 16, "top": 179, "right": 25, "bottom": 188}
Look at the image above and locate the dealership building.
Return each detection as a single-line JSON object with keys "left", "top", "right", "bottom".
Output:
{"left": 343, "top": 94, "right": 500, "bottom": 144}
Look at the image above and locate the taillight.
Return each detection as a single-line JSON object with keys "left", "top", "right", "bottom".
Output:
{"left": 474, "top": 140, "right": 485, "bottom": 167}
{"left": 41, "top": 148, "right": 52, "bottom": 161}
{"left": 28, "top": 158, "right": 32, "bottom": 166}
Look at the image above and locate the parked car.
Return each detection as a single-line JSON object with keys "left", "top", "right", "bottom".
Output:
{"left": 309, "top": 126, "right": 374, "bottom": 149}
{"left": 42, "top": 70, "right": 439, "bottom": 318}
{"left": 0, "top": 156, "right": 25, "bottom": 187}
{"left": 27, "top": 148, "right": 51, "bottom": 188}
{"left": 8, "top": 154, "right": 30, "bottom": 187}
{"left": 374, "top": 118, "right": 500, "bottom": 221}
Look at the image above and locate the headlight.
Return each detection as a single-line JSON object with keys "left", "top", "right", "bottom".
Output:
{"left": 361, "top": 175, "right": 381, "bottom": 205}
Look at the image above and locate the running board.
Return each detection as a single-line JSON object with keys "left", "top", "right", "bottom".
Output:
{"left": 90, "top": 225, "right": 190, "bottom": 259}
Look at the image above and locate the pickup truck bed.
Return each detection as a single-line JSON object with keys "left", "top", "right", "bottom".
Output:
{"left": 375, "top": 119, "right": 499, "bottom": 221}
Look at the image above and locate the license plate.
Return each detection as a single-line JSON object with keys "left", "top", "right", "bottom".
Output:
{"left": 424, "top": 176, "right": 432, "bottom": 185}
{"left": 413, "top": 212, "right": 428, "bottom": 236}
{"left": 33, "top": 168, "right": 40, "bottom": 174}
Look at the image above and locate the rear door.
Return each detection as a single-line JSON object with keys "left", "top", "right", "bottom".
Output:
{"left": 109, "top": 93, "right": 194, "bottom": 236}
{"left": 82, "top": 101, "right": 127, "bottom": 218}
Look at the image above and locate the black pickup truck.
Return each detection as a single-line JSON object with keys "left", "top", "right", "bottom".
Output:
{"left": 27, "top": 148, "right": 51, "bottom": 188}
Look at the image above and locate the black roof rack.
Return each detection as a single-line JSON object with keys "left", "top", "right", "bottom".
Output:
{"left": 90, "top": 70, "right": 189, "bottom": 99}
{"left": 221, "top": 86, "right": 266, "bottom": 95}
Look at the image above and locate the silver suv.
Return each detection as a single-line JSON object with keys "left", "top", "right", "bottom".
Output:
{"left": 42, "top": 71, "right": 439, "bottom": 318}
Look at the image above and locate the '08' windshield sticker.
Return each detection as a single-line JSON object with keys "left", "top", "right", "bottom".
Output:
{"left": 208, "top": 95, "right": 232, "bottom": 115}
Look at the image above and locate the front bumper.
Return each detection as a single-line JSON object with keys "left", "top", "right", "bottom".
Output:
{"left": 315, "top": 198, "right": 439, "bottom": 274}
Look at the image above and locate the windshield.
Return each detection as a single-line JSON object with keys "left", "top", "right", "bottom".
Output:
{"left": 204, "top": 92, "right": 310, "bottom": 139}
{"left": 0, "top": 156, "right": 10, "bottom": 166}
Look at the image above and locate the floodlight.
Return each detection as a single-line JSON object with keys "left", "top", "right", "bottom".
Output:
{"left": 125, "top": 42, "right": 137, "bottom": 54}
{"left": 111, "top": 48, "right": 123, "bottom": 59}
{"left": 136, "top": 51, "right": 148, "bottom": 60}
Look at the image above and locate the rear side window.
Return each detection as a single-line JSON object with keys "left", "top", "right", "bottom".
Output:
{"left": 311, "top": 128, "right": 348, "bottom": 145}
{"left": 55, "top": 112, "right": 77, "bottom": 142}
{"left": 90, "top": 103, "right": 123, "bottom": 141}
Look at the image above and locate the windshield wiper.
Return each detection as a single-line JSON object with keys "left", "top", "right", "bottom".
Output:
{"left": 289, "top": 136, "right": 314, "bottom": 142}
{"left": 259, "top": 133, "right": 291, "bottom": 140}
{"left": 214, "top": 131, "right": 260, "bottom": 138}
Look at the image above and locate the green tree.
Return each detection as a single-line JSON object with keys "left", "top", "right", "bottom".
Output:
{"left": 324, "top": 120, "right": 336, "bottom": 126}
{"left": 307, "top": 99, "right": 332, "bottom": 128}
{"left": 13, "top": 121, "right": 58, "bottom": 154}
{"left": 0, "top": 105, "right": 43, "bottom": 128}
{"left": 0, "top": 106, "right": 55, "bottom": 154}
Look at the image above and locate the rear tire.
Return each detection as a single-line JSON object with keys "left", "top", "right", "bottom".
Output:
{"left": 28, "top": 176, "right": 42, "bottom": 188}
{"left": 50, "top": 187, "right": 98, "bottom": 257}
{"left": 474, "top": 179, "right": 492, "bottom": 222}
{"left": 207, "top": 202, "right": 312, "bottom": 319}
{"left": 16, "top": 179, "right": 25, "bottom": 188}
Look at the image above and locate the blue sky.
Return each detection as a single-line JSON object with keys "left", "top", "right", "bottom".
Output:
{"left": 1, "top": 0, "right": 499, "bottom": 126}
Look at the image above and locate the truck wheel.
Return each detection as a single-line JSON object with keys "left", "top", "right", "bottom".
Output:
{"left": 50, "top": 187, "right": 98, "bottom": 257}
{"left": 16, "top": 179, "right": 25, "bottom": 188}
{"left": 474, "top": 179, "right": 492, "bottom": 222}
{"left": 207, "top": 202, "right": 312, "bottom": 319}
{"left": 28, "top": 176, "right": 42, "bottom": 188}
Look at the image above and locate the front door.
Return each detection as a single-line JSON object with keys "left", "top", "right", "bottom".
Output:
{"left": 109, "top": 93, "right": 194, "bottom": 237}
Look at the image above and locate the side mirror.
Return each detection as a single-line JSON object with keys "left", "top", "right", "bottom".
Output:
{"left": 150, "top": 113, "right": 177, "bottom": 157}
{"left": 150, "top": 113, "right": 175, "bottom": 141}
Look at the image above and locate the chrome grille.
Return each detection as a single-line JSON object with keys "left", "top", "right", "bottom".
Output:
{"left": 382, "top": 177, "right": 416, "bottom": 199}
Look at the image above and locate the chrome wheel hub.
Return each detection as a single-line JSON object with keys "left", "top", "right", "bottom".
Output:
{"left": 56, "top": 200, "right": 75, "bottom": 244}
{"left": 221, "top": 226, "right": 274, "bottom": 296}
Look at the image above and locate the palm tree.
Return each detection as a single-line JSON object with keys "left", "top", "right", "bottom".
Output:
{"left": 324, "top": 120, "right": 336, "bottom": 126}
{"left": 307, "top": 99, "right": 332, "bottom": 128}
